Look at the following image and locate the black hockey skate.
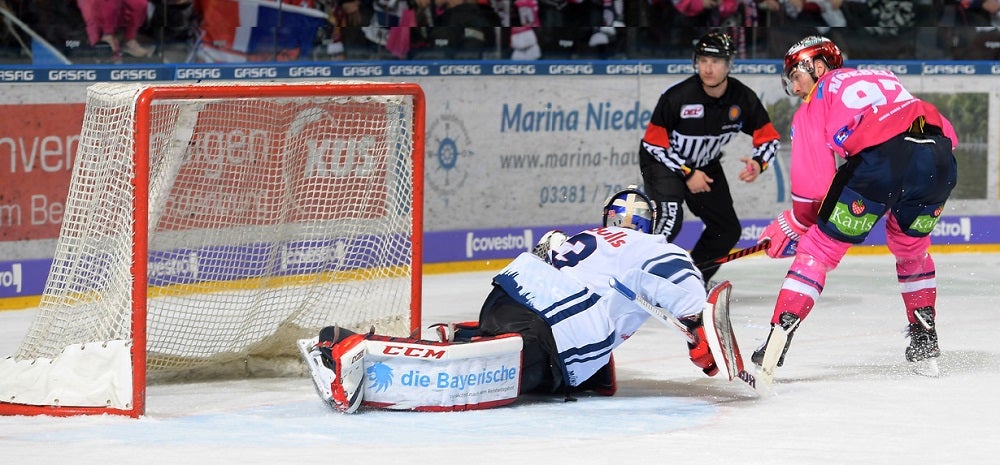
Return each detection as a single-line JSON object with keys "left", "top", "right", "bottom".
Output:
{"left": 751, "top": 312, "right": 800, "bottom": 368}
{"left": 906, "top": 307, "right": 940, "bottom": 362}
{"left": 905, "top": 307, "right": 940, "bottom": 377}
{"left": 316, "top": 326, "right": 358, "bottom": 367}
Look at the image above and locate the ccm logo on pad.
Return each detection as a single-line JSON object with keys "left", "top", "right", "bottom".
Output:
{"left": 681, "top": 104, "right": 704, "bottom": 119}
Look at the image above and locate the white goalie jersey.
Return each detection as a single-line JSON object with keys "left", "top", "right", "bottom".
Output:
{"left": 494, "top": 226, "right": 707, "bottom": 387}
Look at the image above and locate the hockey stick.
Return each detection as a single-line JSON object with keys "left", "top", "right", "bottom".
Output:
{"left": 695, "top": 239, "right": 770, "bottom": 269}
{"left": 609, "top": 277, "right": 696, "bottom": 344}
{"left": 609, "top": 278, "right": 761, "bottom": 395}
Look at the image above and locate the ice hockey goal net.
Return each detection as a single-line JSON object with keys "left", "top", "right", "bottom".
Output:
{"left": 0, "top": 81, "right": 424, "bottom": 417}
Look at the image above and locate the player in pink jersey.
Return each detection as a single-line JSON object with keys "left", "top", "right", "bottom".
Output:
{"left": 754, "top": 36, "right": 959, "bottom": 377}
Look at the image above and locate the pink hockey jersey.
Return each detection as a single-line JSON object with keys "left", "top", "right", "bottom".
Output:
{"left": 789, "top": 68, "right": 959, "bottom": 204}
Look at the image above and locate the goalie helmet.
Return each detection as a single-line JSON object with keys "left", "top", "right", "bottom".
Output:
{"left": 781, "top": 36, "right": 843, "bottom": 95}
{"left": 532, "top": 229, "right": 569, "bottom": 264}
{"left": 602, "top": 186, "right": 657, "bottom": 234}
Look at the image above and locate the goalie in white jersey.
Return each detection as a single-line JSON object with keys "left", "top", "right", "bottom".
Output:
{"left": 299, "top": 187, "right": 718, "bottom": 413}
{"left": 487, "top": 186, "right": 718, "bottom": 396}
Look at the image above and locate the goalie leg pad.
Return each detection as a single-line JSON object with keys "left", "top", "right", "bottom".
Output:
{"left": 361, "top": 333, "right": 524, "bottom": 411}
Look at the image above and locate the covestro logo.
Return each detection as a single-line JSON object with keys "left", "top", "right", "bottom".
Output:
{"left": 465, "top": 230, "right": 534, "bottom": 258}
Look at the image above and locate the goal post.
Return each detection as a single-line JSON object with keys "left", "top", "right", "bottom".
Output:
{"left": 0, "top": 81, "right": 425, "bottom": 418}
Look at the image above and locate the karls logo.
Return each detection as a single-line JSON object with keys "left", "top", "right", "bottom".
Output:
{"left": 0, "top": 263, "right": 23, "bottom": 293}
{"left": 465, "top": 230, "right": 533, "bottom": 258}
{"left": 931, "top": 217, "right": 971, "bottom": 242}
{"left": 680, "top": 104, "right": 704, "bottom": 119}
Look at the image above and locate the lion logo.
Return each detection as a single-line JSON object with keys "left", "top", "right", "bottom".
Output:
{"left": 367, "top": 362, "right": 393, "bottom": 393}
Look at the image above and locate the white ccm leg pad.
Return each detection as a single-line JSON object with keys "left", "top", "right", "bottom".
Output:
{"left": 362, "top": 334, "right": 523, "bottom": 412}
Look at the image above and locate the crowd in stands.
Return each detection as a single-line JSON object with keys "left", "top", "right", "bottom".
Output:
{"left": 0, "top": 0, "right": 998, "bottom": 65}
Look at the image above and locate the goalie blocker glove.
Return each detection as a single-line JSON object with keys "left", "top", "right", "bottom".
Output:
{"left": 681, "top": 315, "right": 719, "bottom": 376}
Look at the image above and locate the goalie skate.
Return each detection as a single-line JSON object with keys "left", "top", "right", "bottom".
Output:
{"left": 701, "top": 281, "right": 760, "bottom": 395}
{"left": 297, "top": 337, "right": 336, "bottom": 407}
{"left": 297, "top": 326, "right": 368, "bottom": 413}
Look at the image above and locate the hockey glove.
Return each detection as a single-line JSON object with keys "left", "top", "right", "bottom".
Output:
{"left": 532, "top": 229, "right": 568, "bottom": 264}
{"left": 681, "top": 315, "right": 719, "bottom": 377}
{"left": 759, "top": 210, "right": 808, "bottom": 258}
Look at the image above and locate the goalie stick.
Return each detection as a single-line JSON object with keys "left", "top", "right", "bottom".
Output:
{"left": 700, "top": 281, "right": 760, "bottom": 392}
{"left": 695, "top": 239, "right": 770, "bottom": 269}
{"left": 609, "top": 278, "right": 761, "bottom": 395}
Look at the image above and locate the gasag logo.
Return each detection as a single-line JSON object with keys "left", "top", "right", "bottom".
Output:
{"left": 426, "top": 105, "right": 474, "bottom": 200}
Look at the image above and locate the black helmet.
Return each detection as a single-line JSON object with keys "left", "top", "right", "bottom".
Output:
{"left": 694, "top": 31, "right": 736, "bottom": 60}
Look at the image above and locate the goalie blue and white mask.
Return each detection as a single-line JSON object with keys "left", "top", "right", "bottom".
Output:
{"left": 602, "top": 186, "right": 657, "bottom": 234}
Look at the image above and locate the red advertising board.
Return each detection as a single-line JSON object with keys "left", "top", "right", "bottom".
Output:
{"left": 0, "top": 103, "right": 85, "bottom": 242}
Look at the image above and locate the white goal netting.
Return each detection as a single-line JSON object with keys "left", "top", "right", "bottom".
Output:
{"left": 0, "top": 81, "right": 422, "bottom": 413}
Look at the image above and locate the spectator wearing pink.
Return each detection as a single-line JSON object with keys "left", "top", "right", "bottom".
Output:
{"left": 673, "top": 0, "right": 741, "bottom": 20}
{"left": 77, "top": 0, "right": 154, "bottom": 57}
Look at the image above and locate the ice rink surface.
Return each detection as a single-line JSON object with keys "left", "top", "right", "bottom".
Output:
{"left": 2, "top": 252, "right": 999, "bottom": 464}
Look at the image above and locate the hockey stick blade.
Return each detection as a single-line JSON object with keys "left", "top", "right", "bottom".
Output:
{"left": 754, "top": 321, "right": 798, "bottom": 397}
{"left": 695, "top": 239, "right": 770, "bottom": 269}
{"left": 609, "top": 277, "right": 696, "bottom": 344}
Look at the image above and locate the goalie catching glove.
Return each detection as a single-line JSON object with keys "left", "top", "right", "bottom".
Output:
{"left": 759, "top": 210, "right": 808, "bottom": 258}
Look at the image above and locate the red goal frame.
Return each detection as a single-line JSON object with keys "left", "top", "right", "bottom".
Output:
{"left": 0, "top": 82, "right": 424, "bottom": 418}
